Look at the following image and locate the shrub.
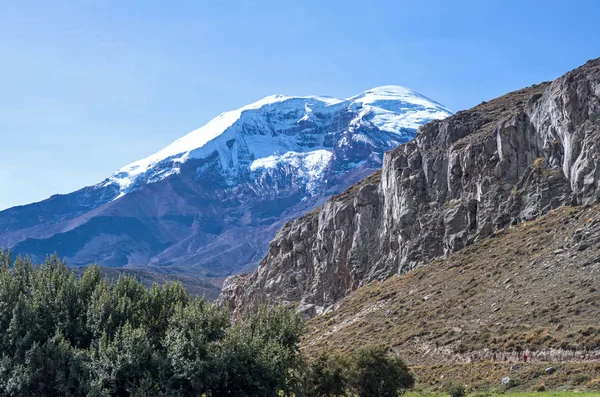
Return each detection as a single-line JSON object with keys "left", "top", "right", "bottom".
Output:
{"left": 571, "top": 373, "right": 590, "bottom": 386}
{"left": 346, "top": 345, "right": 414, "bottom": 397}
{"left": 303, "top": 353, "right": 348, "bottom": 397}
{"left": 446, "top": 383, "right": 467, "bottom": 397}
{"left": 534, "top": 383, "right": 546, "bottom": 392}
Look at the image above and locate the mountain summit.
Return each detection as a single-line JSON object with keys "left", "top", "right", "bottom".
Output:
{"left": 220, "top": 58, "right": 600, "bottom": 318}
{"left": 1, "top": 86, "right": 451, "bottom": 277}
{"left": 106, "top": 85, "right": 450, "bottom": 198}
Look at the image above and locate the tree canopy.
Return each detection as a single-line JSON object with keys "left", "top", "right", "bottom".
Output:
{"left": 0, "top": 251, "right": 414, "bottom": 396}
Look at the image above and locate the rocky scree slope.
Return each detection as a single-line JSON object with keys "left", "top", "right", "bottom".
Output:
{"left": 304, "top": 204, "right": 600, "bottom": 364}
{"left": 0, "top": 87, "right": 450, "bottom": 277}
{"left": 220, "top": 58, "right": 600, "bottom": 317}
{"left": 303, "top": 204, "right": 600, "bottom": 390}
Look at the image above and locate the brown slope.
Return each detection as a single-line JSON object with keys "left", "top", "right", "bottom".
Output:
{"left": 303, "top": 203, "right": 600, "bottom": 390}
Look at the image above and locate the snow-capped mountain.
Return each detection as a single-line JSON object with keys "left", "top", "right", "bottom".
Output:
{"left": 106, "top": 86, "right": 449, "bottom": 198}
{"left": 0, "top": 86, "right": 451, "bottom": 277}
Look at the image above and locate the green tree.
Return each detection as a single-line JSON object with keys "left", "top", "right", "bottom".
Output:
{"left": 0, "top": 252, "right": 412, "bottom": 397}
{"left": 164, "top": 299, "right": 230, "bottom": 394}
{"left": 303, "top": 353, "right": 348, "bottom": 397}
{"left": 93, "top": 323, "right": 160, "bottom": 396}
{"left": 203, "top": 305, "right": 304, "bottom": 397}
{"left": 347, "top": 346, "right": 414, "bottom": 397}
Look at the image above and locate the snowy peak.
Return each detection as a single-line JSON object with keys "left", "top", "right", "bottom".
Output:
{"left": 105, "top": 86, "right": 452, "bottom": 197}
{"left": 2, "top": 85, "right": 452, "bottom": 273}
{"left": 349, "top": 85, "right": 452, "bottom": 132}
{"left": 351, "top": 85, "right": 445, "bottom": 106}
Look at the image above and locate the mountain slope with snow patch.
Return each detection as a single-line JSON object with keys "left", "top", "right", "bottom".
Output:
{"left": 1, "top": 86, "right": 451, "bottom": 278}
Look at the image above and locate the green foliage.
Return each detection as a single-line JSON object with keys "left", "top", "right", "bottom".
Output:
{"left": 0, "top": 252, "right": 306, "bottom": 396}
{"left": 570, "top": 373, "right": 590, "bottom": 386}
{"left": 346, "top": 345, "right": 415, "bottom": 397}
{"left": 446, "top": 383, "right": 467, "bottom": 397}
{"left": 0, "top": 251, "right": 415, "bottom": 397}
{"left": 300, "top": 348, "right": 414, "bottom": 397}
{"left": 303, "top": 353, "right": 348, "bottom": 397}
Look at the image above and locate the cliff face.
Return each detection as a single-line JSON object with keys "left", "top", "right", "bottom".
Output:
{"left": 220, "top": 58, "right": 600, "bottom": 317}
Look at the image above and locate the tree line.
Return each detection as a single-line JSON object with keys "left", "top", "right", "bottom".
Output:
{"left": 0, "top": 251, "right": 414, "bottom": 396}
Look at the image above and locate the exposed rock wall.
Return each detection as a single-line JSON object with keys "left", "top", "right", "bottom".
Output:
{"left": 219, "top": 58, "right": 600, "bottom": 317}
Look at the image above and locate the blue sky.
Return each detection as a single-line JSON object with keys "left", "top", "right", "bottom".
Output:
{"left": 1, "top": 0, "right": 599, "bottom": 210}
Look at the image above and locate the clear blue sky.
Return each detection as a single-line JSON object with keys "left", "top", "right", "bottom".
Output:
{"left": 1, "top": 0, "right": 599, "bottom": 210}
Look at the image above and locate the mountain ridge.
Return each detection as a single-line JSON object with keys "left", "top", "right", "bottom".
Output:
{"left": 0, "top": 86, "right": 451, "bottom": 277}
{"left": 303, "top": 202, "right": 600, "bottom": 390}
{"left": 104, "top": 85, "right": 451, "bottom": 199}
{"left": 220, "top": 58, "right": 600, "bottom": 317}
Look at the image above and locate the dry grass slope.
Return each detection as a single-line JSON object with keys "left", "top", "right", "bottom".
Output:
{"left": 304, "top": 204, "right": 600, "bottom": 391}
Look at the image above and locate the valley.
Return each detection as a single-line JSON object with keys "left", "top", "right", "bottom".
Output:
{"left": 3, "top": 2, "right": 600, "bottom": 395}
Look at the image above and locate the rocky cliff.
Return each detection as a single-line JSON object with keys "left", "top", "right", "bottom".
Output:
{"left": 220, "top": 58, "right": 600, "bottom": 317}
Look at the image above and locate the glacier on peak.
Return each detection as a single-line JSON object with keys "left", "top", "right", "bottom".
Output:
{"left": 1, "top": 85, "right": 453, "bottom": 273}
{"left": 250, "top": 149, "right": 333, "bottom": 194}
{"left": 104, "top": 85, "right": 451, "bottom": 198}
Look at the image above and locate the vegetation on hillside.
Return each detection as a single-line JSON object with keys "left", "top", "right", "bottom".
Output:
{"left": 0, "top": 251, "right": 413, "bottom": 396}
{"left": 304, "top": 204, "right": 600, "bottom": 391}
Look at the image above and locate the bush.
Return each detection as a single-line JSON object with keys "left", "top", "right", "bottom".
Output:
{"left": 534, "top": 383, "right": 546, "bottom": 392}
{"left": 303, "top": 353, "right": 348, "bottom": 397}
{"left": 0, "top": 252, "right": 305, "bottom": 396}
{"left": 346, "top": 345, "right": 415, "bottom": 397}
{"left": 446, "top": 383, "right": 466, "bottom": 397}
{"left": 571, "top": 373, "right": 590, "bottom": 386}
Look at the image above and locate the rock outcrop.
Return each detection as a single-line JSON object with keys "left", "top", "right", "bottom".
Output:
{"left": 220, "top": 58, "right": 600, "bottom": 317}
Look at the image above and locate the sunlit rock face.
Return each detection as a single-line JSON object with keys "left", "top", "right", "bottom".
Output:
{"left": 221, "top": 58, "right": 600, "bottom": 318}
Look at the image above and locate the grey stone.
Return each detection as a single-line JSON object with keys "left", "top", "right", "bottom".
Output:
{"left": 220, "top": 59, "right": 600, "bottom": 318}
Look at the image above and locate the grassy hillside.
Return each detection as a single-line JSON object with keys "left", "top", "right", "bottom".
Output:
{"left": 304, "top": 204, "right": 600, "bottom": 391}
